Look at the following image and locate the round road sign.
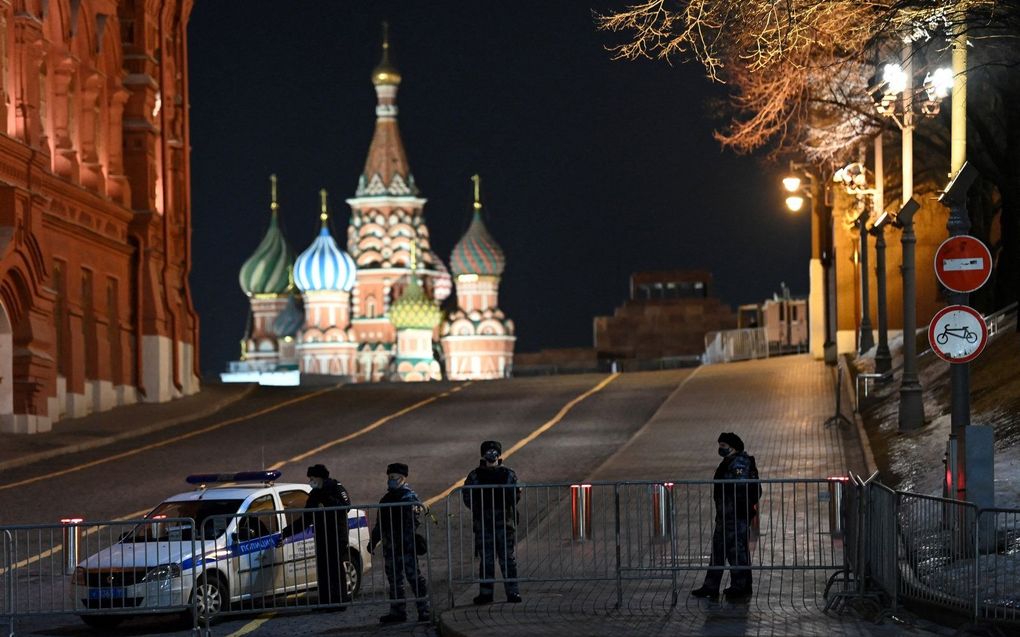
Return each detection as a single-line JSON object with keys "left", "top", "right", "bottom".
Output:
{"left": 934, "top": 235, "right": 992, "bottom": 293}
{"left": 928, "top": 305, "right": 988, "bottom": 364}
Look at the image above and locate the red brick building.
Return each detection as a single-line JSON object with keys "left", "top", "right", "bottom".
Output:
{"left": 0, "top": 0, "right": 199, "bottom": 433}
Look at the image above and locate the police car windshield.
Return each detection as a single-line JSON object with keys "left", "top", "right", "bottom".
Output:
{"left": 124, "top": 499, "right": 244, "bottom": 542}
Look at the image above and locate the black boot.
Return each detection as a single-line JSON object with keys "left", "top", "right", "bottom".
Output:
{"left": 472, "top": 593, "right": 494, "bottom": 605}
{"left": 690, "top": 586, "right": 719, "bottom": 598}
{"left": 379, "top": 611, "right": 407, "bottom": 624}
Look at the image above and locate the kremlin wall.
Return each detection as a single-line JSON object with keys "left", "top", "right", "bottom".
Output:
{"left": 225, "top": 36, "right": 515, "bottom": 384}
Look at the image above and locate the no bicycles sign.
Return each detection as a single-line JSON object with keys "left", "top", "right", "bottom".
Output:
{"left": 928, "top": 305, "right": 988, "bottom": 364}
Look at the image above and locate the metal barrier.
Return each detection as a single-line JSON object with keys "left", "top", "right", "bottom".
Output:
{"left": 446, "top": 479, "right": 844, "bottom": 611}
{"left": 1, "top": 518, "right": 198, "bottom": 635}
{"left": 975, "top": 508, "right": 1020, "bottom": 624}
{"left": 194, "top": 501, "right": 433, "bottom": 625}
{"left": 702, "top": 328, "right": 769, "bottom": 364}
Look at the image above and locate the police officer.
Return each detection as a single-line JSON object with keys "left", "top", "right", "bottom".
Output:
{"left": 370, "top": 463, "right": 430, "bottom": 624}
{"left": 463, "top": 441, "right": 521, "bottom": 604}
{"left": 691, "top": 432, "right": 760, "bottom": 601}
{"left": 278, "top": 464, "right": 353, "bottom": 608}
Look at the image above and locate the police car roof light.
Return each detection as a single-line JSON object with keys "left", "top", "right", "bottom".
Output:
{"left": 185, "top": 470, "right": 282, "bottom": 485}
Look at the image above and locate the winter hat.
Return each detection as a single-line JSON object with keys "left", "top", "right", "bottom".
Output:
{"left": 307, "top": 464, "right": 330, "bottom": 479}
{"left": 386, "top": 463, "right": 409, "bottom": 477}
{"left": 717, "top": 432, "right": 745, "bottom": 452}
{"left": 480, "top": 440, "right": 502, "bottom": 456}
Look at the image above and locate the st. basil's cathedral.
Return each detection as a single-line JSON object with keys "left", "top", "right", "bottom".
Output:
{"left": 227, "top": 36, "right": 515, "bottom": 384}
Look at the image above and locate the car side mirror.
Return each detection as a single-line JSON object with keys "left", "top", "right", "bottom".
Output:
{"left": 230, "top": 532, "right": 239, "bottom": 544}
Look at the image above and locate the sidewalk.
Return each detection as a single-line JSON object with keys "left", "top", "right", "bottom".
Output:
{"left": 0, "top": 382, "right": 255, "bottom": 472}
{"left": 439, "top": 356, "right": 948, "bottom": 637}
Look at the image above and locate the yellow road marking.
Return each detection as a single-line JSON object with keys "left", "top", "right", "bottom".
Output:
{"left": 268, "top": 382, "right": 473, "bottom": 470}
{"left": 228, "top": 374, "right": 618, "bottom": 637}
{"left": 0, "top": 386, "right": 341, "bottom": 492}
{"left": 424, "top": 373, "right": 620, "bottom": 508}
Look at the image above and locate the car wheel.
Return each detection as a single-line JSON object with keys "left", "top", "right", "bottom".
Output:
{"left": 344, "top": 548, "right": 362, "bottom": 597}
{"left": 192, "top": 572, "right": 228, "bottom": 622}
{"left": 80, "top": 614, "right": 127, "bottom": 630}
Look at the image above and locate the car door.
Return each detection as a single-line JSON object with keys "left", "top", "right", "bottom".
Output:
{"left": 234, "top": 494, "right": 279, "bottom": 600}
{"left": 278, "top": 488, "right": 316, "bottom": 594}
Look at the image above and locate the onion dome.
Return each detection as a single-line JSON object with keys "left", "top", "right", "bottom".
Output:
{"left": 294, "top": 190, "right": 357, "bottom": 292}
{"left": 450, "top": 174, "right": 505, "bottom": 277}
{"left": 429, "top": 251, "right": 452, "bottom": 302}
{"left": 372, "top": 22, "right": 401, "bottom": 87}
{"left": 239, "top": 175, "right": 295, "bottom": 296}
{"left": 390, "top": 245, "right": 441, "bottom": 330}
{"left": 271, "top": 291, "right": 305, "bottom": 339}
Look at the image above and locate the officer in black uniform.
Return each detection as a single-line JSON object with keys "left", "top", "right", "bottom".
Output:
{"left": 691, "top": 432, "right": 760, "bottom": 601}
{"left": 278, "top": 464, "right": 353, "bottom": 607}
{"left": 370, "top": 463, "right": 430, "bottom": 624}
{"left": 463, "top": 440, "right": 522, "bottom": 604}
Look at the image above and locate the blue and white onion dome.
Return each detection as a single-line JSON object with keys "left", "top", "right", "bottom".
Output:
{"left": 294, "top": 189, "right": 357, "bottom": 293}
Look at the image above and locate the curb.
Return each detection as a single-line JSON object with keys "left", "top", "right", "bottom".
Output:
{"left": 838, "top": 355, "right": 879, "bottom": 476}
{"left": 437, "top": 610, "right": 470, "bottom": 637}
{"left": 0, "top": 384, "right": 258, "bottom": 473}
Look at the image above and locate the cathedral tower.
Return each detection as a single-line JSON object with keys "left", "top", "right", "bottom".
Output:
{"left": 390, "top": 245, "right": 442, "bottom": 382}
{"left": 442, "top": 176, "right": 515, "bottom": 379}
{"left": 238, "top": 175, "right": 295, "bottom": 370}
{"left": 345, "top": 25, "right": 447, "bottom": 381}
{"left": 294, "top": 190, "right": 358, "bottom": 376}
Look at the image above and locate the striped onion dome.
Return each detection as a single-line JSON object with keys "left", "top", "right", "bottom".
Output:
{"left": 450, "top": 177, "right": 505, "bottom": 277}
{"left": 271, "top": 293, "right": 305, "bottom": 338}
{"left": 294, "top": 191, "right": 357, "bottom": 292}
{"left": 239, "top": 182, "right": 294, "bottom": 296}
{"left": 390, "top": 277, "right": 441, "bottom": 330}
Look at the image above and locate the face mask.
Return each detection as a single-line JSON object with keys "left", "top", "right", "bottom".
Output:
{"left": 387, "top": 478, "right": 402, "bottom": 491}
{"left": 718, "top": 447, "right": 730, "bottom": 458}
{"left": 309, "top": 477, "right": 323, "bottom": 489}
{"left": 483, "top": 450, "right": 499, "bottom": 463}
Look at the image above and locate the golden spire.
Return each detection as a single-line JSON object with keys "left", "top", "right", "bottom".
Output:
{"left": 319, "top": 188, "right": 328, "bottom": 224}
{"left": 372, "top": 21, "right": 402, "bottom": 86}
{"left": 472, "top": 174, "right": 482, "bottom": 211}
{"left": 270, "top": 174, "right": 279, "bottom": 213}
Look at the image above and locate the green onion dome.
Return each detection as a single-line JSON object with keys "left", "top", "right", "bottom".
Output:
{"left": 389, "top": 277, "right": 441, "bottom": 331}
{"left": 239, "top": 177, "right": 295, "bottom": 296}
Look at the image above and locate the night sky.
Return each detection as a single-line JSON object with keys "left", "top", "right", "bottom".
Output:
{"left": 187, "top": 2, "right": 810, "bottom": 375}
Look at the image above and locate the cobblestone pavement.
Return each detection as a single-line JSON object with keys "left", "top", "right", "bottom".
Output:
{"left": 440, "top": 356, "right": 950, "bottom": 637}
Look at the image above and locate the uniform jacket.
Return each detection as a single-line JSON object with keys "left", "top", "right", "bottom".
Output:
{"left": 712, "top": 451, "right": 761, "bottom": 519}
{"left": 463, "top": 462, "right": 520, "bottom": 532}
{"left": 281, "top": 478, "right": 352, "bottom": 545}
{"left": 370, "top": 484, "right": 422, "bottom": 552}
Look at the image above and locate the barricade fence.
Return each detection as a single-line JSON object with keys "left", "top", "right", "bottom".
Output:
{"left": 1, "top": 518, "right": 198, "bottom": 632}
{"left": 3, "top": 479, "right": 1017, "bottom": 633}
{"left": 844, "top": 476, "right": 1019, "bottom": 628}
{"left": 446, "top": 479, "right": 845, "bottom": 612}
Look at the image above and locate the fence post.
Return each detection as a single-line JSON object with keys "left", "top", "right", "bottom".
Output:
{"left": 571, "top": 484, "right": 592, "bottom": 541}
{"left": 614, "top": 484, "right": 622, "bottom": 610}
{"left": 4, "top": 529, "right": 14, "bottom": 637}
{"left": 447, "top": 494, "right": 456, "bottom": 610}
{"left": 59, "top": 519, "right": 83, "bottom": 576}
{"left": 824, "top": 365, "right": 853, "bottom": 428}
{"left": 973, "top": 510, "right": 980, "bottom": 622}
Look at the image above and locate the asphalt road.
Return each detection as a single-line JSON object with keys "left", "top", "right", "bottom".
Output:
{"left": 0, "top": 370, "right": 691, "bottom": 636}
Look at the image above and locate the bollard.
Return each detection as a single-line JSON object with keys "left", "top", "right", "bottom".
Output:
{"left": 827, "top": 478, "right": 849, "bottom": 537}
{"left": 61, "top": 517, "right": 84, "bottom": 575}
{"left": 571, "top": 484, "right": 592, "bottom": 541}
{"left": 651, "top": 483, "right": 673, "bottom": 539}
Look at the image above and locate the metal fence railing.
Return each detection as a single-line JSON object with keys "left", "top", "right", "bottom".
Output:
{"left": 975, "top": 508, "right": 1020, "bottom": 624}
{"left": 446, "top": 479, "right": 844, "bottom": 611}
{"left": 703, "top": 328, "right": 769, "bottom": 364}
{"left": 1, "top": 518, "right": 199, "bottom": 634}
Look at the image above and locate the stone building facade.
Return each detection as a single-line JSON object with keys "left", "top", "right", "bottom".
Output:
{"left": 0, "top": 1, "right": 199, "bottom": 433}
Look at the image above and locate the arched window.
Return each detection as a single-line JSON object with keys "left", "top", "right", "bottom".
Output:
{"left": 366, "top": 296, "right": 377, "bottom": 318}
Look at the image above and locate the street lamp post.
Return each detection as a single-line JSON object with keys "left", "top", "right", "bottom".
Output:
{"left": 869, "top": 219, "right": 892, "bottom": 374}
{"left": 872, "top": 47, "right": 952, "bottom": 430}
{"left": 855, "top": 210, "right": 875, "bottom": 354}
{"left": 782, "top": 166, "right": 835, "bottom": 365}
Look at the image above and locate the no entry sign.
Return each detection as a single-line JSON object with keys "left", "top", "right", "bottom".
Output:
{"left": 935, "top": 235, "right": 992, "bottom": 293}
{"left": 928, "top": 305, "right": 988, "bottom": 364}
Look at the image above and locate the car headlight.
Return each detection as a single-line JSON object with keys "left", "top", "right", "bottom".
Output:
{"left": 142, "top": 563, "right": 182, "bottom": 583}
{"left": 72, "top": 567, "right": 86, "bottom": 586}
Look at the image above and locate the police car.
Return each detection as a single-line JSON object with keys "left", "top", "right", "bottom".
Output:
{"left": 70, "top": 471, "right": 371, "bottom": 628}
